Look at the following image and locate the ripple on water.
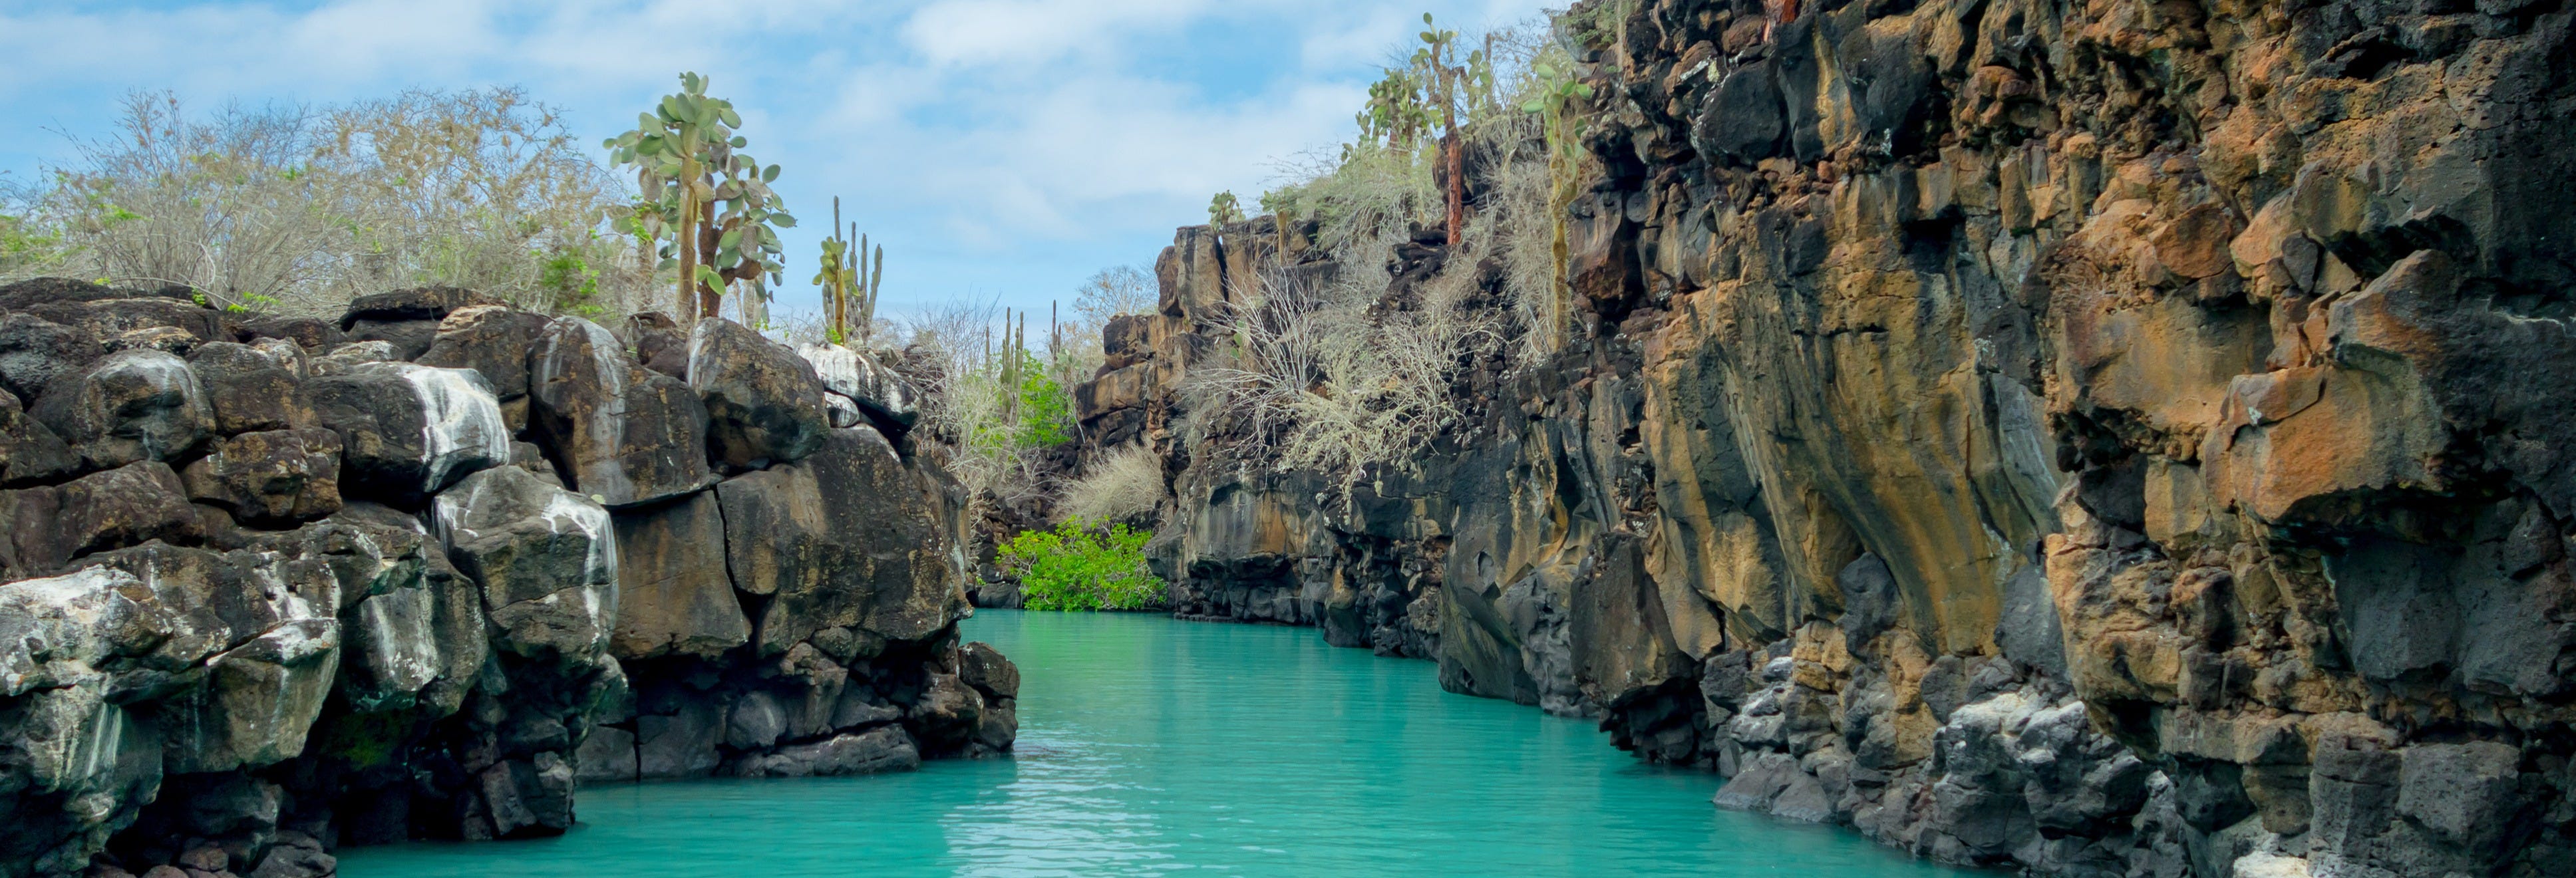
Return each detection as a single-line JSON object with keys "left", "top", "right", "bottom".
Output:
{"left": 340, "top": 611, "right": 1987, "bottom": 877}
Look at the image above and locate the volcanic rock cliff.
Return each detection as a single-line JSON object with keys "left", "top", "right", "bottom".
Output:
{"left": 0, "top": 281, "right": 1015, "bottom": 877}
{"left": 1074, "top": 1, "right": 2576, "bottom": 875}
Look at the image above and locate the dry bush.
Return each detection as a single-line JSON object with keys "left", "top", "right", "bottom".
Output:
{"left": 1073, "top": 265, "right": 1154, "bottom": 325}
{"left": 1181, "top": 21, "right": 1567, "bottom": 494}
{"left": 28, "top": 89, "right": 653, "bottom": 318}
{"left": 1058, "top": 444, "right": 1166, "bottom": 525}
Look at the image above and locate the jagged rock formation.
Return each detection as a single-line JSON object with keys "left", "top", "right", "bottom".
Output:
{"left": 1076, "top": 1, "right": 2576, "bottom": 875}
{"left": 0, "top": 281, "right": 1014, "bottom": 878}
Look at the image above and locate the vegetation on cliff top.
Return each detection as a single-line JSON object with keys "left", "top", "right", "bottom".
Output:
{"left": 1182, "top": 15, "right": 1587, "bottom": 496}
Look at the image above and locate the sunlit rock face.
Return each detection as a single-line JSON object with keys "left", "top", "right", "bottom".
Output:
{"left": 1072, "top": 1, "right": 2576, "bottom": 873}
{"left": 0, "top": 282, "right": 1013, "bottom": 878}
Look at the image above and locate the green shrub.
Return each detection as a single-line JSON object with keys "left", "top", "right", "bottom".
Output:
{"left": 999, "top": 519, "right": 1164, "bottom": 611}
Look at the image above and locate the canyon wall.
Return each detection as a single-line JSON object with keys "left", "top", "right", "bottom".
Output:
{"left": 1076, "top": 1, "right": 2576, "bottom": 875}
{"left": 0, "top": 281, "right": 1015, "bottom": 877}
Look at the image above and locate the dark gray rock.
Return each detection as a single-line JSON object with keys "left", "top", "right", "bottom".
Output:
{"left": 527, "top": 317, "right": 713, "bottom": 507}
{"left": 0, "top": 312, "right": 99, "bottom": 403}
{"left": 959, "top": 642, "right": 1020, "bottom": 700}
{"left": 3, "top": 462, "right": 198, "bottom": 576}
{"left": 187, "top": 340, "right": 311, "bottom": 436}
{"left": 729, "top": 726, "right": 919, "bottom": 778}
{"left": 636, "top": 702, "right": 723, "bottom": 779}
{"left": 607, "top": 490, "right": 748, "bottom": 660}
{"left": 337, "top": 287, "right": 501, "bottom": 329}
{"left": 688, "top": 319, "right": 828, "bottom": 471}
{"left": 430, "top": 466, "right": 615, "bottom": 664}
{"left": 573, "top": 725, "right": 637, "bottom": 784}
{"left": 416, "top": 305, "right": 548, "bottom": 402}
{"left": 715, "top": 427, "right": 965, "bottom": 655}
{"left": 617, "top": 313, "right": 689, "bottom": 379}
{"left": 179, "top": 429, "right": 341, "bottom": 527}
{"left": 310, "top": 361, "right": 508, "bottom": 507}
{"left": 0, "top": 388, "right": 75, "bottom": 488}
{"left": 32, "top": 349, "right": 212, "bottom": 470}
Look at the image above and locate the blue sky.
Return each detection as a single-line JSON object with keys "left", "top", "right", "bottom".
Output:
{"left": 0, "top": 0, "right": 1554, "bottom": 323}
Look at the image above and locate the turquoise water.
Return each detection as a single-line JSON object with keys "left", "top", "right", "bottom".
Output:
{"left": 341, "top": 611, "right": 1979, "bottom": 877}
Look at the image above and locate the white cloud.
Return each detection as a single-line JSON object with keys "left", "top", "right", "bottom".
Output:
{"left": 901, "top": 0, "right": 1210, "bottom": 68}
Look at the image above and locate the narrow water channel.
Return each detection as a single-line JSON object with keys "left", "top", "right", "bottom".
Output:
{"left": 341, "top": 611, "right": 1981, "bottom": 876}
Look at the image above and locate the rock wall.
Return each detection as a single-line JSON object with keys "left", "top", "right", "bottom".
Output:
{"left": 0, "top": 281, "right": 1015, "bottom": 878}
{"left": 1078, "top": 1, "right": 2576, "bottom": 875}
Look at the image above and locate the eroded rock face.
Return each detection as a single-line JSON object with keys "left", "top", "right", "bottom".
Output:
{"left": 0, "top": 285, "right": 1012, "bottom": 876}
{"left": 528, "top": 317, "right": 714, "bottom": 507}
{"left": 310, "top": 362, "right": 509, "bottom": 508}
{"left": 1084, "top": 1, "right": 2576, "bottom": 873}
{"left": 715, "top": 426, "right": 967, "bottom": 653}
{"left": 687, "top": 318, "right": 828, "bottom": 472}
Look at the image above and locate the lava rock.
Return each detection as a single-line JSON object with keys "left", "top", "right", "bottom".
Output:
{"left": 309, "top": 361, "right": 508, "bottom": 507}
{"left": 607, "top": 490, "right": 748, "bottom": 660}
{"left": 689, "top": 319, "right": 829, "bottom": 471}
{"left": 32, "top": 349, "right": 213, "bottom": 470}
{"left": 526, "top": 317, "right": 714, "bottom": 507}
{"left": 187, "top": 340, "right": 311, "bottom": 435}
{"left": 179, "top": 429, "right": 342, "bottom": 527}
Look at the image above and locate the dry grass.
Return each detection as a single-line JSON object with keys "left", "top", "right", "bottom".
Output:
{"left": 1058, "top": 444, "right": 1165, "bottom": 525}
{"left": 1178, "top": 21, "right": 1571, "bottom": 494}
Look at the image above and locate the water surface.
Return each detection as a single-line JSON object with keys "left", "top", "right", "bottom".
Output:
{"left": 342, "top": 611, "right": 1979, "bottom": 877}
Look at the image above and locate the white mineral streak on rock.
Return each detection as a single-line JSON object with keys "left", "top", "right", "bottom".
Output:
{"left": 398, "top": 364, "right": 508, "bottom": 493}
{"left": 0, "top": 568, "right": 146, "bottom": 696}
{"left": 539, "top": 490, "right": 620, "bottom": 642}
{"left": 2231, "top": 851, "right": 2312, "bottom": 878}
{"left": 429, "top": 466, "right": 498, "bottom": 551}
{"left": 101, "top": 350, "right": 212, "bottom": 459}
{"left": 356, "top": 587, "right": 440, "bottom": 704}
{"left": 797, "top": 343, "right": 909, "bottom": 414}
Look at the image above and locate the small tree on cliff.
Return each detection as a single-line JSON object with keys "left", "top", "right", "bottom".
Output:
{"left": 604, "top": 73, "right": 795, "bottom": 325}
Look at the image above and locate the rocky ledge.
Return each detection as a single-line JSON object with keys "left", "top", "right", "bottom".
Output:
{"left": 0, "top": 281, "right": 1015, "bottom": 878}
{"left": 1073, "top": 1, "right": 2576, "bottom": 876}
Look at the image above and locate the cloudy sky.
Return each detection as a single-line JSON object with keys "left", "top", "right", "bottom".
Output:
{"left": 0, "top": 0, "right": 1555, "bottom": 323}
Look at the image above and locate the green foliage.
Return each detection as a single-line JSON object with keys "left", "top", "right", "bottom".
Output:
{"left": 1208, "top": 190, "right": 1244, "bottom": 225}
{"left": 1016, "top": 349, "right": 1074, "bottom": 448}
{"left": 999, "top": 519, "right": 1164, "bottom": 611}
{"left": 539, "top": 249, "right": 607, "bottom": 318}
{"left": 0, "top": 211, "right": 68, "bottom": 277}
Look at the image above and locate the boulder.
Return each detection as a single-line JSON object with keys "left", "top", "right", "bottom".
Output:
{"left": 0, "top": 312, "right": 100, "bottom": 403}
{"left": 239, "top": 315, "right": 343, "bottom": 351}
{"left": 715, "top": 427, "right": 965, "bottom": 655}
{"left": 728, "top": 726, "right": 918, "bottom": 778}
{"left": 416, "top": 305, "right": 548, "bottom": 402}
{"left": 309, "top": 341, "right": 397, "bottom": 376}
{"left": 254, "top": 504, "right": 485, "bottom": 716}
{"left": 689, "top": 319, "right": 828, "bottom": 471}
{"left": 187, "top": 340, "right": 311, "bottom": 435}
{"left": 430, "top": 466, "right": 617, "bottom": 663}
{"left": 344, "top": 319, "right": 440, "bottom": 361}
{"left": 0, "top": 388, "right": 75, "bottom": 488}
{"left": 31, "top": 349, "right": 212, "bottom": 470}
{"left": 21, "top": 298, "right": 229, "bottom": 352}
{"left": 3, "top": 462, "right": 198, "bottom": 577}
{"left": 160, "top": 618, "right": 342, "bottom": 774}
{"left": 958, "top": 642, "right": 1020, "bottom": 700}
{"left": 527, "top": 317, "right": 714, "bottom": 507}
{"left": 573, "top": 725, "right": 637, "bottom": 784}
{"left": 635, "top": 701, "right": 723, "bottom": 779}
{"left": 309, "top": 361, "right": 508, "bottom": 507}
{"left": 617, "top": 313, "right": 689, "bottom": 378}
{"left": 337, "top": 287, "right": 502, "bottom": 329}
{"left": 796, "top": 343, "right": 919, "bottom": 442}
{"left": 608, "top": 491, "right": 749, "bottom": 660}
{"left": 180, "top": 429, "right": 343, "bottom": 527}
